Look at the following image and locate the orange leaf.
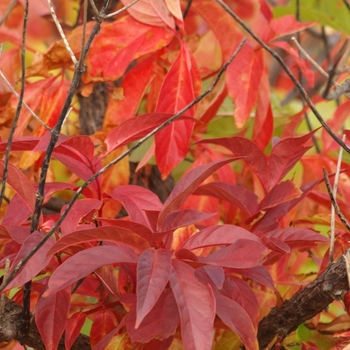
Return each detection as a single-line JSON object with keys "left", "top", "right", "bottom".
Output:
{"left": 226, "top": 42, "right": 264, "bottom": 128}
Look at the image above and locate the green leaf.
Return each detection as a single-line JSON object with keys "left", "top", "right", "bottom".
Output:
{"left": 273, "top": 0, "right": 350, "bottom": 35}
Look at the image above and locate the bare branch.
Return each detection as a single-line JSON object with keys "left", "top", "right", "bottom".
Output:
{"left": 0, "top": 0, "right": 29, "bottom": 213}
{"left": 214, "top": 0, "right": 350, "bottom": 154}
{"left": 258, "top": 254, "right": 349, "bottom": 349}
{"left": 105, "top": 0, "right": 140, "bottom": 19}
{"left": 323, "top": 168, "right": 350, "bottom": 232}
{"left": 0, "top": 38, "right": 248, "bottom": 293}
{"left": 88, "top": 0, "right": 100, "bottom": 18}
{"left": 0, "top": 62, "right": 51, "bottom": 131}
{"left": 329, "top": 135, "right": 346, "bottom": 263}
{"left": 0, "top": 0, "right": 16, "bottom": 27}
{"left": 46, "top": 0, "right": 78, "bottom": 66}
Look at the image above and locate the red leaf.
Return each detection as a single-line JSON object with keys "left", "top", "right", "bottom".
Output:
{"left": 195, "top": 267, "right": 259, "bottom": 349}
{"left": 238, "top": 266, "right": 275, "bottom": 290}
{"left": 267, "top": 15, "right": 313, "bottom": 42}
{"left": 93, "top": 318, "right": 126, "bottom": 350}
{"left": 60, "top": 198, "right": 102, "bottom": 235}
{"left": 203, "top": 265, "right": 225, "bottom": 289}
{"left": 201, "top": 240, "right": 265, "bottom": 269}
{"left": 200, "top": 137, "right": 270, "bottom": 191}
{"left": 5, "top": 231, "right": 55, "bottom": 291}
{"left": 109, "top": 185, "right": 163, "bottom": 229}
{"left": 95, "top": 218, "right": 154, "bottom": 244}
{"left": 181, "top": 225, "right": 262, "bottom": 251}
{"left": 36, "top": 288, "right": 71, "bottom": 350}
{"left": 170, "top": 259, "right": 215, "bottom": 350}
{"left": 1, "top": 194, "right": 32, "bottom": 226}
{"left": 0, "top": 160, "right": 36, "bottom": 212}
{"left": 104, "top": 113, "right": 194, "bottom": 153}
{"left": 193, "top": 182, "right": 259, "bottom": 216}
{"left": 269, "top": 131, "right": 316, "bottom": 188}
{"left": 158, "top": 158, "right": 238, "bottom": 230}
{"left": 47, "top": 226, "right": 150, "bottom": 258}
{"left": 253, "top": 67, "right": 274, "bottom": 151}
{"left": 94, "top": 265, "right": 120, "bottom": 296}
{"left": 215, "top": 290, "right": 258, "bottom": 350}
{"left": 3, "top": 225, "right": 30, "bottom": 244}
{"left": 259, "top": 180, "right": 302, "bottom": 211}
{"left": 90, "top": 309, "right": 118, "bottom": 348}
{"left": 225, "top": 276, "right": 260, "bottom": 327}
{"left": 136, "top": 249, "right": 173, "bottom": 328}
{"left": 162, "top": 209, "right": 216, "bottom": 232}
{"left": 65, "top": 312, "right": 87, "bottom": 350}
{"left": 191, "top": 0, "right": 242, "bottom": 60}
{"left": 84, "top": 16, "right": 174, "bottom": 83}
{"left": 0, "top": 136, "right": 40, "bottom": 152}
{"left": 226, "top": 42, "right": 264, "bottom": 128}
{"left": 127, "top": 291, "right": 179, "bottom": 342}
{"left": 155, "top": 42, "right": 201, "bottom": 177}
{"left": 103, "top": 57, "right": 156, "bottom": 129}
{"left": 265, "top": 227, "right": 328, "bottom": 249}
{"left": 45, "top": 245, "right": 139, "bottom": 296}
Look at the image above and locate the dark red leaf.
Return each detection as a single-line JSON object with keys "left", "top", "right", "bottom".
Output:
{"left": 215, "top": 289, "right": 258, "bottom": 350}
{"left": 158, "top": 158, "right": 238, "bottom": 230}
{"left": 259, "top": 180, "right": 302, "bottom": 211}
{"left": 109, "top": 185, "right": 163, "bottom": 229}
{"left": 65, "top": 312, "right": 87, "bottom": 350}
{"left": 201, "top": 240, "right": 266, "bottom": 269}
{"left": 269, "top": 131, "right": 317, "bottom": 188}
{"left": 162, "top": 209, "right": 216, "bottom": 232}
{"left": 170, "top": 259, "right": 215, "bottom": 350}
{"left": 193, "top": 182, "right": 259, "bottom": 215}
{"left": 104, "top": 113, "right": 194, "bottom": 153}
{"left": 47, "top": 226, "right": 150, "bottom": 258}
{"left": 199, "top": 137, "right": 270, "bottom": 191}
{"left": 136, "top": 249, "right": 173, "bottom": 328}
{"left": 0, "top": 160, "right": 36, "bottom": 212}
{"left": 45, "top": 245, "right": 139, "bottom": 296}
{"left": 5, "top": 231, "right": 55, "bottom": 291}
{"left": 265, "top": 227, "right": 328, "bottom": 249}
{"left": 90, "top": 309, "right": 118, "bottom": 348}
{"left": 181, "top": 224, "right": 262, "bottom": 251}
{"left": 127, "top": 291, "right": 179, "bottom": 342}
{"left": 60, "top": 198, "right": 102, "bottom": 235}
{"left": 36, "top": 288, "right": 71, "bottom": 350}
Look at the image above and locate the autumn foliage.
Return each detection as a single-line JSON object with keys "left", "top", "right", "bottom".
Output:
{"left": 1, "top": 0, "right": 350, "bottom": 349}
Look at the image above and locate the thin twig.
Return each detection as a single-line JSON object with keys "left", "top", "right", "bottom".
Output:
{"left": 78, "top": 0, "right": 88, "bottom": 72}
{"left": 291, "top": 37, "right": 330, "bottom": 80}
{"left": 0, "top": 67, "right": 51, "bottom": 131}
{"left": 0, "top": 0, "right": 16, "bottom": 26}
{"left": 88, "top": 0, "right": 100, "bottom": 18}
{"left": 294, "top": 1, "right": 320, "bottom": 153}
{"left": 0, "top": 0, "right": 28, "bottom": 212}
{"left": 183, "top": 0, "right": 193, "bottom": 19}
{"left": 329, "top": 135, "right": 346, "bottom": 263}
{"left": 214, "top": 0, "right": 350, "bottom": 154}
{"left": 46, "top": 0, "right": 78, "bottom": 66}
{"left": 323, "top": 168, "right": 350, "bottom": 233}
{"left": 0, "top": 38, "right": 248, "bottom": 293}
{"left": 105, "top": 0, "right": 140, "bottom": 19}
{"left": 0, "top": 259, "right": 10, "bottom": 313}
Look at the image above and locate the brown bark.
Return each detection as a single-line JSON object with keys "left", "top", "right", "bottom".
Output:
{"left": 0, "top": 297, "right": 91, "bottom": 350}
{"left": 1, "top": 257, "right": 348, "bottom": 349}
{"left": 257, "top": 256, "right": 349, "bottom": 349}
